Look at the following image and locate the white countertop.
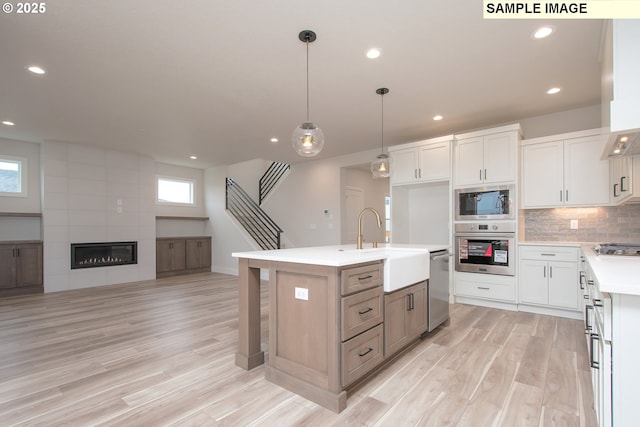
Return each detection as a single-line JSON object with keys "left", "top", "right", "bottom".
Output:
{"left": 518, "top": 241, "right": 583, "bottom": 247}
{"left": 232, "top": 243, "right": 449, "bottom": 267}
{"left": 581, "top": 244, "right": 640, "bottom": 296}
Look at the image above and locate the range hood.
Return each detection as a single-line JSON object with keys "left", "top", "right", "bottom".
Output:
{"left": 602, "top": 128, "right": 640, "bottom": 159}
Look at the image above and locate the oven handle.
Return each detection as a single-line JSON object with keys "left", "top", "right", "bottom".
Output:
{"left": 455, "top": 233, "right": 515, "bottom": 239}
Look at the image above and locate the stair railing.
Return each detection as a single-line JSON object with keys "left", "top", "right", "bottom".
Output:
{"left": 259, "top": 162, "right": 290, "bottom": 205}
{"left": 226, "top": 178, "right": 282, "bottom": 250}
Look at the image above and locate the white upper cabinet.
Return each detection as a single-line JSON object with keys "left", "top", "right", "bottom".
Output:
{"left": 453, "top": 125, "right": 520, "bottom": 187}
{"left": 521, "top": 129, "right": 610, "bottom": 208}
{"left": 389, "top": 136, "right": 451, "bottom": 185}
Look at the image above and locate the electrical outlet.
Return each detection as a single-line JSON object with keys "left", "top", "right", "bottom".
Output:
{"left": 294, "top": 287, "right": 309, "bottom": 301}
{"left": 570, "top": 219, "right": 578, "bottom": 229}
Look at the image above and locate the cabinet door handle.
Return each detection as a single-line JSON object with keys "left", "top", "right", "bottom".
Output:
{"left": 589, "top": 333, "right": 600, "bottom": 369}
{"left": 584, "top": 304, "right": 593, "bottom": 334}
{"left": 549, "top": 266, "right": 552, "bottom": 279}
{"left": 410, "top": 293, "right": 415, "bottom": 310}
{"left": 560, "top": 190, "right": 563, "bottom": 202}
{"left": 358, "top": 347, "right": 373, "bottom": 357}
{"left": 358, "top": 275, "right": 373, "bottom": 281}
{"left": 406, "top": 294, "right": 412, "bottom": 311}
{"left": 479, "top": 169, "right": 483, "bottom": 180}
{"left": 566, "top": 190, "right": 569, "bottom": 202}
{"left": 613, "top": 183, "right": 620, "bottom": 198}
{"left": 484, "top": 169, "right": 487, "bottom": 180}
{"left": 579, "top": 271, "right": 585, "bottom": 289}
{"left": 358, "top": 307, "right": 373, "bottom": 315}
{"left": 418, "top": 169, "right": 421, "bottom": 179}
{"left": 477, "top": 286, "right": 490, "bottom": 290}
{"left": 621, "top": 176, "right": 628, "bottom": 192}
{"left": 543, "top": 266, "right": 546, "bottom": 278}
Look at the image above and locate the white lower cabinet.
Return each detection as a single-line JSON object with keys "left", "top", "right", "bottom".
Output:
{"left": 518, "top": 245, "right": 579, "bottom": 312}
{"left": 454, "top": 271, "right": 516, "bottom": 303}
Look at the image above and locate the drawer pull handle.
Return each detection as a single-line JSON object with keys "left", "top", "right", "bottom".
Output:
{"left": 541, "top": 253, "right": 556, "bottom": 256}
{"left": 477, "top": 286, "right": 490, "bottom": 290}
{"left": 590, "top": 333, "right": 600, "bottom": 369}
{"left": 358, "top": 307, "right": 373, "bottom": 315}
{"left": 593, "top": 299, "right": 603, "bottom": 308}
{"left": 358, "top": 275, "right": 373, "bottom": 281}
{"left": 358, "top": 347, "right": 373, "bottom": 357}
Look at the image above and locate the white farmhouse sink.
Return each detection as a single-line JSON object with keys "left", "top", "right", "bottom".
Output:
{"left": 340, "top": 247, "right": 430, "bottom": 292}
{"left": 380, "top": 249, "right": 429, "bottom": 292}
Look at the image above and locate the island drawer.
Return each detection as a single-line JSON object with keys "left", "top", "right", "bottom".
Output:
{"left": 341, "top": 287, "right": 383, "bottom": 341}
{"left": 340, "top": 262, "right": 383, "bottom": 296}
{"left": 341, "top": 324, "right": 384, "bottom": 387}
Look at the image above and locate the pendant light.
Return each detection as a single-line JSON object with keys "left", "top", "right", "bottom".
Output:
{"left": 292, "top": 30, "right": 325, "bottom": 157}
{"left": 371, "top": 87, "right": 391, "bottom": 178}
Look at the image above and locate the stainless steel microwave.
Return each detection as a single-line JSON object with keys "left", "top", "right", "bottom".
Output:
{"left": 455, "top": 184, "right": 515, "bottom": 221}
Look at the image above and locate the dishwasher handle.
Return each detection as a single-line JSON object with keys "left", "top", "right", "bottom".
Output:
{"left": 430, "top": 251, "right": 452, "bottom": 262}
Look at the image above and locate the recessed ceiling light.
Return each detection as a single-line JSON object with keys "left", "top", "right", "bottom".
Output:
{"left": 2, "top": 121, "right": 15, "bottom": 126}
{"left": 366, "top": 48, "right": 382, "bottom": 59}
{"left": 532, "top": 26, "right": 554, "bottom": 39}
{"left": 189, "top": 156, "right": 197, "bottom": 160}
{"left": 27, "top": 65, "right": 46, "bottom": 75}
{"left": 547, "top": 87, "right": 561, "bottom": 94}
{"left": 433, "top": 115, "right": 443, "bottom": 121}
{"left": 270, "top": 137, "right": 279, "bottom": 143}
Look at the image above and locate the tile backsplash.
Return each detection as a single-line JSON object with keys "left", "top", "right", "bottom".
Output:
{"left": 522, "top": 204, "right": 640, "bottom": 243}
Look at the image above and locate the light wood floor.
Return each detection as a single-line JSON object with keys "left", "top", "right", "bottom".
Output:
{"left": 0, "top": 273, "right": 597, "bottom": 426}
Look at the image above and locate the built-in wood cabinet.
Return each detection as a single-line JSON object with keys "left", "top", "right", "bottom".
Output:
{"left": 156, "top": 237, "right": 211, "bottom": 278}
{"left": 521, "top": 129, "right": 610, "bottom": 208}
{"left": 453, "top": 126, "right": 520, "bottom": 187}
{"left": 384, "top": 280, "right": 427, "bottom": 357}
{"left": 0, "top": 241, "right": 43, "bottom": 297}
{"left": 389, "top": 137, "right": 452, "bottom": 185}
{"left": 518, "top": 245, "right": 579, "bottom": 312}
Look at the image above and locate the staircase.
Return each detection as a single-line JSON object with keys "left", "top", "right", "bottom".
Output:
{"left": 226, "top": 162, "right": 289, "bottom": 250}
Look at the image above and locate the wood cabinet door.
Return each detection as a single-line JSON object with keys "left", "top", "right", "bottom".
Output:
{"left": 406, "top": 282, "right": 428, "bottom": 338}
{"left": 156, "top": 240, "right": 174, "bottom": 273}
{"left": 185, "top": 239, "right": 202, "bottom": 270}
{"left": 171, "top": 240, "right": 186, "bottom": 271}
{"left": 518, "top": 260, "right": 548, "bottom": 305}
{"left": 548, "top": 261, "right": 579, "bottom": 310}
{"left": 564, "top": 134, "right": 610, "bottom": 206}
{"left": 0, "top": 245, "right": 16, "bottom": 288}
{"left": 454, "top": 136, "right": 484, "bottom": 186}
{"left": 521, "top": 141, "right": 564, "bottom": 208}
{"left": 15, "top": 244, "right": 43, "bottom": 287}
{"left": 384, "top": 288, "right": 410, "bottom": 357}
{"left": 482, "top": 131, "right": 516, "bottom": 184}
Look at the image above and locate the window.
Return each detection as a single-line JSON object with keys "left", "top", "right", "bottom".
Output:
{"left": 0, "top": 156, "right": 27, "bottom": 197}
{"left": 157, "top": 176, "right": 195, "bottom": 206}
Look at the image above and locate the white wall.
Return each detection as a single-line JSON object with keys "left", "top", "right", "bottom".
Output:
{"left": 340, "top": 166, "right": 388, "bottom": 244}
{"left": 227, "top": 158, "right": 270, "bottom": 202}
{"left": 518, "top": 104, "right": 601, "bottom": 139}
{"left": 41, "top": 141, "right": 157, "bottom": 292}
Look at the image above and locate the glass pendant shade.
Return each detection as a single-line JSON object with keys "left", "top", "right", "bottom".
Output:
{"left": 371, "top": 153, "right": 392, "bottom": 178}
{"left": 292, "top": 121, "right": 325, "bottom": 157}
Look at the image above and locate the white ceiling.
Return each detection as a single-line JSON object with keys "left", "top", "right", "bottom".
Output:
{"left": 0, "top": 1, "right": 604, "bottom": 168}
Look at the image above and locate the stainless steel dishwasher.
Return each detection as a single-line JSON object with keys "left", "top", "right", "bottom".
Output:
{"left": 428, "top": 250, "right": 450, "bottom": 332}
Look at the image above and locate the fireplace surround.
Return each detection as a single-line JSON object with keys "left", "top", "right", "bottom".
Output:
{"left": 71, "top": 241, "right": 137, "bottom": 269}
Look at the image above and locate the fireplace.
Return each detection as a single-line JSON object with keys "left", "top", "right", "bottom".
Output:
{"left": 71, "top": 241, "right": 137, "bottom": 269}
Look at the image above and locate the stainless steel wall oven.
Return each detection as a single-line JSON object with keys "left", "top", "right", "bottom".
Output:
{"left": 454, "top": 222, "right": 515, "bottom": 276}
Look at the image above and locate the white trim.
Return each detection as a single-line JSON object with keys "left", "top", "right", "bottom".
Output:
{"left": 0, "top": 155, "right": 28, "bottom": 198}
{"left": 155, "top": 174, "right": 196, "bottom": 207}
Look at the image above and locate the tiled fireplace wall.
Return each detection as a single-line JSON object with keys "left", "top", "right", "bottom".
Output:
{"left": 41, "top": 141, "right": 156, "bottom": 292}
{"left": 522, "top": 204, "right": 640, "bottom": 243}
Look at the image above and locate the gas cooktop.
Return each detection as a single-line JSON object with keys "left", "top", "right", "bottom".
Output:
{"left": 593, "top": 243, "right": 640, "bottom": 256}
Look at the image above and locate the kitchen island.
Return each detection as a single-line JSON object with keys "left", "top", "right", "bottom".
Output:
{"left": 232, "top": 243, "right": 447, "bottom": 412}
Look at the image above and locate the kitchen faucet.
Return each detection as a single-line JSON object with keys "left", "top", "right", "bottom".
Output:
{"left": 357, "top": 207, "right": 382, "bottom": 249}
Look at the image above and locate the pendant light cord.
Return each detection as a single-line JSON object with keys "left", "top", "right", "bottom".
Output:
{"left": 306, "top": 40, "right": 310, "bottom": 122}
{"left": 380, "top": 92, "right": 384, "bottom": 153}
